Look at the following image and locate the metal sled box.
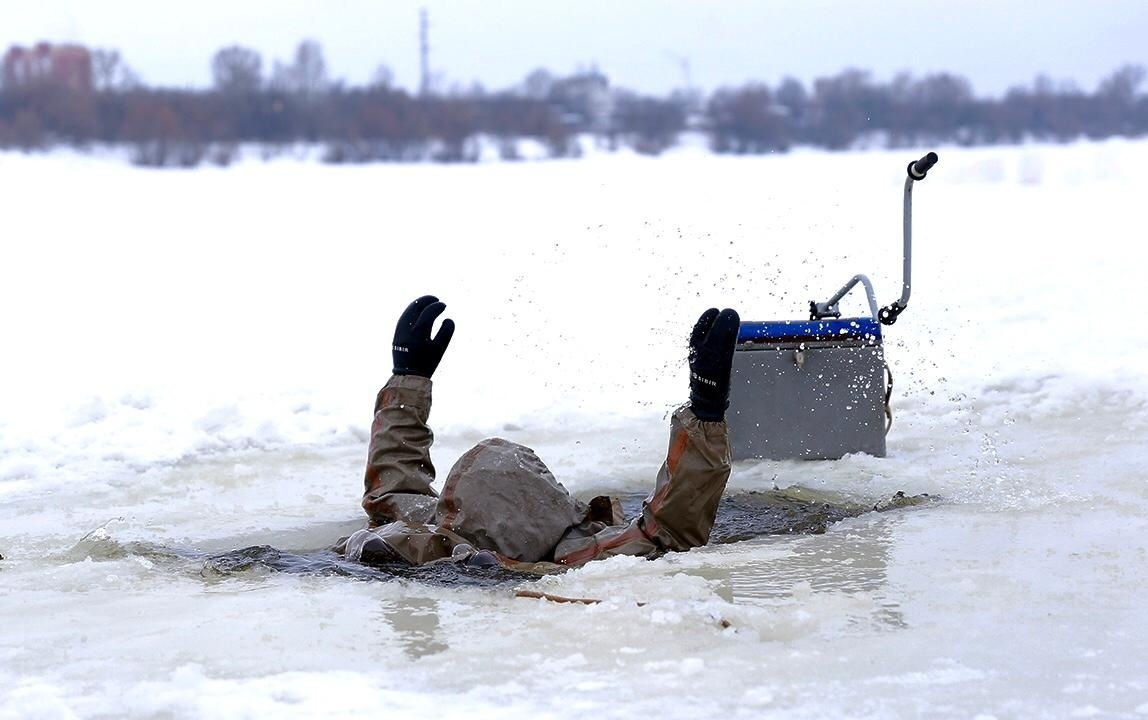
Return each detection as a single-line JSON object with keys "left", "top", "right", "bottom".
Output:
{"left": 728, "top": 318, "right": 887, "bottom": 460}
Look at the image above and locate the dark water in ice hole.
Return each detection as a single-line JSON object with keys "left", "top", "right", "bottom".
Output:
{"left": 190, "top": 490, "right": 928, "bottom": 587}
{"left": 57, "top": 492, "right": 926, "bottom": 587}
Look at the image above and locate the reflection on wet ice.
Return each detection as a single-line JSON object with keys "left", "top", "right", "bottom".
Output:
{"left": 378, "top": 597, "right": 449, "bottom": 659}
{"left": 686, "top": 514, "right": 908, "bottom": 631}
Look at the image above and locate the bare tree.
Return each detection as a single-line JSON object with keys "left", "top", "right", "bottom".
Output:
{"left": 212, "top": 46, "right": 263, "bottom": 94}
{"left": 272, "top": 40, "right": 329, "bottom": 99}
{"left": 122, "top": 96, "right": 204, "bottom": 167}
{"left": 7, "top": 110, "right": 45, "bottom": 150}
{"left": 1095, "top": 64, "right": 1146, "bottom": 136}
{"left": 613, "top": 92, "right": 685, "bottom": 154}
{"left": 370, "top": 64, "right": 395, "bottom": 90}
{"left": 808, "top": 69, "right": 888, "bottom": 149}
{"left": 92, "top": 49, "right": 140, "bottom": 92}
{"left": 1099, "top": 64, "right": 1146, "bottom": 102}
{"left": 775, "top": 77, "right": 808, "bottom": 134}
{"left": 520, "top": 68, "right": 555, "bottom": 99}
{"left": 295, "top": 40, "right": 328, "bottom": 97}
{"left": 708, "top": 84, "right": 789, "bottom": 153}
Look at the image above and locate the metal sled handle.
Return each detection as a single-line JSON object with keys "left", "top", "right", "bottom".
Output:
{"left": 811, "top": 151, "right": 939, "bottom": 325}
{"left": 878, "top": 151, "right": 939, "bottom": 325}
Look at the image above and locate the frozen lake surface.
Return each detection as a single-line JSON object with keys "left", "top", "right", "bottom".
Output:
{"left": 2, "top": 140, "right": 1147, "bottom": 718}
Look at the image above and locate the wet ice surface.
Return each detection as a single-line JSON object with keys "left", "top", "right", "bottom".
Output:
{"left": 198, "top": 488, "right": 902, "bottom": 586}
{"left": 3, "top": 140, "right": 1148, "bottom": 718}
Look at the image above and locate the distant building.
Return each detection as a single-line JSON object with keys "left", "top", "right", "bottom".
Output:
{"left": 2, "top": 43, "right": 93, "bottom": 91}
{"left": 550, "top": 69, "right": 613, "bottom": 133}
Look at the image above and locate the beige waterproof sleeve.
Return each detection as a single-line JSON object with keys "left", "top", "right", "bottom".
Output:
{"left": 638, "top": 406, "right": 731, "bottom": 551}
{"left": 553, "top": 406, "right": 731, "bottom": 566}
{"left": 361, "top": 374, "right": 440, "bottom": 527}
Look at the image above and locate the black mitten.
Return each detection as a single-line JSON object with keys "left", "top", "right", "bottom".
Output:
{"left": 688, "top": 307, "right": 740, "bottom": 422}
{"left": 392, "top": 295, "right": 456, "bottom": 378}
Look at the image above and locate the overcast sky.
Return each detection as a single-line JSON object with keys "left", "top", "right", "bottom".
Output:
{"left": 3, "top": 0, "right": 1146, "bottom": 96}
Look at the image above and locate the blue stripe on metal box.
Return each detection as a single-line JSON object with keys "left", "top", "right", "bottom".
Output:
{"left": 737, "top": 317, "right": 882, "bottom": 343}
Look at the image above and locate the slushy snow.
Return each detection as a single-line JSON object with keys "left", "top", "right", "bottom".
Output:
{"left": 2, "top": 139, "right": 1147, "bottom": 718}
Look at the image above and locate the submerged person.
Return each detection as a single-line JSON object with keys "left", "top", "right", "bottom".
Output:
{"left": 336, "top": 295, "right": 740, "bottom": 572}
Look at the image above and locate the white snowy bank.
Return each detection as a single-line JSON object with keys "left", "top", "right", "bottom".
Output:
{"left": 1, "top": 139, "right": 1147, "bottom": 718}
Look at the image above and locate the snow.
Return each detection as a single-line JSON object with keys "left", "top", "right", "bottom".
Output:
{"left": 2, "top": 139, "right": 1148, "bottom": 718}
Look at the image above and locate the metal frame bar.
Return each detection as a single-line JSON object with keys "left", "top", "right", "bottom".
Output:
{"left": 811, "top": 152, "right": 936, "bottom": 324}
{"left": 898, "top": 175, "right": 914, "bottom": 309}
{"left": 811, "top": 274, "right": 879, "bottom": 320}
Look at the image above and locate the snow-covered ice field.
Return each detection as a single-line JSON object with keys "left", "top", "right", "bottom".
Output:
{"left": 2, "top": 139, "right": 1147, "bottom": 718}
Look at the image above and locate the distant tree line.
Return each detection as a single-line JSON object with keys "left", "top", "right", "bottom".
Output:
{"left": 0, "top": 39, "right": 1145, "bottom": 166}
{"left": 709, "top": 66, "right": 1148, "bottom": 152}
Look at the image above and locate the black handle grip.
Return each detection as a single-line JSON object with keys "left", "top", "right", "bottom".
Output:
{"left": 878, "top": 302, "right": 905, "bottom": 325}
{"left": 907, "top": 151, "right": 939, "bottom": 180}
